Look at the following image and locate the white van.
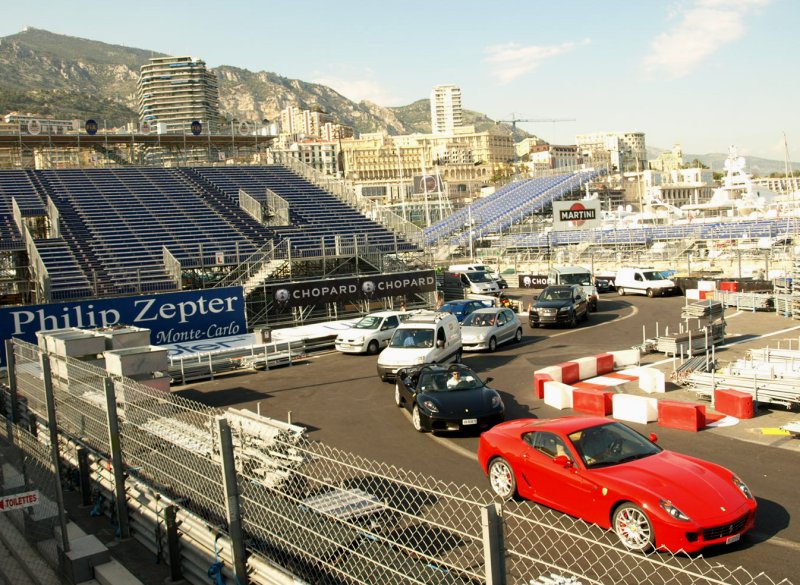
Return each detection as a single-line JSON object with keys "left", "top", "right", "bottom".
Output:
{"left": 376, "top": 311, "right": 462, "bottom": 382}
{"left": 335, "top": 310, "right": 407, "bottom": 355}
{"left": 614, "top": 267, "right": 679, "bottom": 297}
{"left": 548, "top": 266, "right": 599, "bottom": 311}
{"left": 448, "top": 264, "right": 506, "bottom": 289}
{"left": 442, "top": 270, "right": 500, "bottom": 295}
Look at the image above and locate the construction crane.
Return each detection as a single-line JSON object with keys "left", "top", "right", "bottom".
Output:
{"left": 497, "top": 114, "right": 576, "bottom": 133}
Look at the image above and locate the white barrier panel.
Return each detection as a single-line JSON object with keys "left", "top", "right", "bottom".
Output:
{"left": 685, "top": 289, "right": 701, "bottom": 300}
{"left": 697, "top": 280, "right": 717, "bottom": 292}
{"left": 612, "top": 394, "right": 658, "bottom": 424}
{"left": 610, "top": 349, "right": 640, "bottom": 369}
{"left": 574, "top": 356, "right": 598, "bottom": 380}
{"left": 537, "top": 365, "right": 563, "bottom": 383}
{"left": 543, "top": 381, "right": 574, "bottom": 410}
{"left": 638, "top": 368, "right": 666, "bottom": 393}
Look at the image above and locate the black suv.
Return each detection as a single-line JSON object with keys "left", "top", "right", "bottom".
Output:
{"left": 529, "top": 285, "right": 589, "bottom": 328}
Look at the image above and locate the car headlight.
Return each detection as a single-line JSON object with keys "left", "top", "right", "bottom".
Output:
{"left": 558, "top": 306, "right": 570, "bottom": 313}
{"left": 659, "top": 499, "right": 690, "bottom": 521}
{"left": 414, "top": 356, "right": 426, "bottom": 364}
{"left": 421, "top": 400, "right": 439, "bottom": 413}
{"left": 733, "top": 475, "right": 753, "bottom": 500}
{"left": 351, "top": 336, "right": 364, "bottom": 344}
{"left": 491, "top": 395, "right": 503, "bottom": 409}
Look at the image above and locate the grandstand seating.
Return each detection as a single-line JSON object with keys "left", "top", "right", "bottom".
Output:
{"left": 0, "top": 170, "right": 46, "bottom": 251}
{"left": 421, "top": 170, "right": 601, "bottom": 247}
{"left": 188, "top": 166, "right": 418, "bottom": 254}
{"left": 1, "top": 165, "right": 419, "bottom": 302}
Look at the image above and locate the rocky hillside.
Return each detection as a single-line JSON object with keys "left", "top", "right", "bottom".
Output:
{"left": 0, "top": 27, "right": 522, "bottom": 138}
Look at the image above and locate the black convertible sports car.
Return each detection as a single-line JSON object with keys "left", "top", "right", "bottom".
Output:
{"left": 394, "top": 364, "right": 505, "bottom": 433}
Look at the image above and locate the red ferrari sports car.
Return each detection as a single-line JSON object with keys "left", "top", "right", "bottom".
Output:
{"left": 477, "top": 416, "right": 757, "bottom": 553}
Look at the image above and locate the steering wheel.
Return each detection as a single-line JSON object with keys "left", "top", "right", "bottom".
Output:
{"left": 607, "top": 438, "right": 624, "bottom": 456}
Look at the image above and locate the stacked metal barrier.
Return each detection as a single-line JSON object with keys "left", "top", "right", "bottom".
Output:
{"left": 711, "top": 290, "right": 774, "bottom": 311}
{"left": 773, "top": 276, "right": 793, "bottom": 317}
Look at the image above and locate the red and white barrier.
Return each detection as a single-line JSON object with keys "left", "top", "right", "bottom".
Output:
{"left": 543, "top": 381, "right": 574, "bottom": 410}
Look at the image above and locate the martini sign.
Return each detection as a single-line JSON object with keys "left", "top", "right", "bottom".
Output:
{"left": 552, "top": 199, "right": 601, "bottom": 231}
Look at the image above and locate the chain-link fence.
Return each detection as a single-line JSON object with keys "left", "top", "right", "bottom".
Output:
{"left": 1, "top": 338, "right": 793, "bottom": 585}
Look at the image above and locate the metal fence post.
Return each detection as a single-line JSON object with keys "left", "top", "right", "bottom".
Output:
{"left": 217, "top": 417, "right": 249, "bottom": 584}
{"left": 4, "top": 339, "right": 19, "bottom": 441}
{"left": 77, "top": 447, "right": 92, "bottom": 507}
{"left": 103, "top": 376, "right": 130, "bottom": 538}
{"left": 40, "top": 354, "right": 71, "bottom": 554}
{"left": 482, "top": 502, "right": 506, "bottom": 585}
{"left": 164, "top": 505, "right": 183, "bottom": 582}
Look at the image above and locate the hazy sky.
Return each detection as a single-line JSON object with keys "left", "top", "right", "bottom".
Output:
{"left": 1, "top": 0, "right": 797, "bottom": 160}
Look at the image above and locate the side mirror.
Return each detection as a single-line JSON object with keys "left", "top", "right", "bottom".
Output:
{"left": 649, "top": 433, "right": 658, "bottom": 443}
{"left": 553, "top": 455, "right": 572, "bottom": 467}
{"left": 436, "top": 340, "right": 444, "bottom": 348}
{"left": 485, "top": 377, "right": 494, "bottom": 384}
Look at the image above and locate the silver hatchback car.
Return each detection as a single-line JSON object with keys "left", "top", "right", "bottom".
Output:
{"left": 460, "top": 308, "right": 523, "bottom": 352}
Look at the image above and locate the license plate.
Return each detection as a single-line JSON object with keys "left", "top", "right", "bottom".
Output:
{"left": 726, "top": 534, "right": 740, "bottom": 545}
{"left": 462, "top": 418, "right": 477, "bottom": 425}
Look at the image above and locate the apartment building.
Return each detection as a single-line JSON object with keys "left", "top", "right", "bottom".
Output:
{"left": 576, "top": 131, "right": 647, "bottom": 173}
{"left": 430, "top": 85, "right": 463, "bottom": 135}
{"left": 137, "top": 56, "right": 220, "bottom": 134}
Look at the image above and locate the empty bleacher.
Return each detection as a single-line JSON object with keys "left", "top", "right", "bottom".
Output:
{"left": 0, "top": 170, "right": 47, "bottom": 251}
{"left": 1, "top": 165, "right": 419, "bottom": 303}
{"left": 189, "top": 166, "right": 419, "bottom": 255}
{"left": 421, "top": 170, "right": 600, "bottom": 247}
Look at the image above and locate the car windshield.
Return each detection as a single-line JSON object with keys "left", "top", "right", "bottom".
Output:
{"left": 568, "top": 422, "right": 662, "bottom": 469}
{"left": 559, "top": 273, "right": 591, "bottom": 285}
{"left": 439, "top": 303, "right": 465, "bottom": 315}
{"left": 466, "top": 272, "right": 491, "bottom": 283}
{"left": 642, "top": 271, "right": 665, "bottom": 280}
{"left": 540, "top": 288, "right": 572, "bottom": 301}
{"left": 462, "top": 312, "right": 495, "bottom": 327}
{"left": 353, "top": 316, "right": 381, "bottom": 329}
{"left": 418, "top": 367, "right": 483, "bottom": 392}
{"left": 389, "top": 328, "right": 434, "bottom": 348}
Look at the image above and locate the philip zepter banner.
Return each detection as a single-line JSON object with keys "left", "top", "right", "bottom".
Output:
{"left": 552, "top": 199, "right": 601, "bottom": 231}
{"left": 0, "top": 286, "right": 247, "bottom": 367}
{"left": 273, "top": 270, "right": 437, "bottom": 308}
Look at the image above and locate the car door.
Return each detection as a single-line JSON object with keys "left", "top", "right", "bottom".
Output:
{"left": 573, "top": 288, "right": 588, "bottom": 319}
{"left": 379, "top": 315, "right": 400, "bottom": 348}
{"left": 523, "top": 431, "right": 599, "bottom": 516}
{"left": 494, "top": 310, "right": 511, "bottom": 344}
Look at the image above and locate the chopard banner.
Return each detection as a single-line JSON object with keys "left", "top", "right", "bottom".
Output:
{"left": 0, "top": 286, "right": 246, "bottom": 367}
{"left": 273, "top": 270, "right": 437, "bottom": 307}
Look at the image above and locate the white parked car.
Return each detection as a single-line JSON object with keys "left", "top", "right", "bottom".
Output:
{"left": 460, "top": 308, "right": 523, "bottom": 352}
{"left": 335, "top": 311, "right": 407, "bottom": 355}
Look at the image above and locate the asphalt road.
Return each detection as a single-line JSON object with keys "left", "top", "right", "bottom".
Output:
{"left": 176, "top": 294, "right": 800, "bottom": 584}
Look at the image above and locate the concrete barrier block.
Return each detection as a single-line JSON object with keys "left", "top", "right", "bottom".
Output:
{"left": 543, "top": 381, "right": 574, "bottom": 410}
{"left": 558, "top": 362, "right": 580, "bottom": 385}
{"left": 714, "top": 388, "right": 754, "bottom": 419}
{"left": 638, "top": 368, "right": 665, "bottom": 393}
{"left": 595, "top": 353, "right": 614, "bottom": 375}
{"left": 574, "top": 356, "right": 598, "bottom": 380}
{"left": 610, "top": 349, "right": 640, "bottom": 369}
{"left": 612, "top": 394, "right": 658, "bottom": 424}
{"left": 572, "top": 388, "right": 614, "bottom": 416}
{"left": 533, "top": 366, "right": 562, "bottom": 399}
{"left": 658, "top": 400, "right": 706, "bottom": 432}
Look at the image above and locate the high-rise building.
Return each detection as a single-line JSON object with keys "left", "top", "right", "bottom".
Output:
{"left": 430, "top": 85, "right": 463, "bottom": 134}
{"left": 137, "top": 56, "right": 220, "bottom": 134}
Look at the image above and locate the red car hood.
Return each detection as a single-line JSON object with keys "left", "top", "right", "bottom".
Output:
{"left": 602, "top": 451, "right": 750, "bottom": 523}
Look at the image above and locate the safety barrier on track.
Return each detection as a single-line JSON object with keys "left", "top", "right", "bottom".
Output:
{"left": 533, "top": 349, "right": 739, "bottom": 432}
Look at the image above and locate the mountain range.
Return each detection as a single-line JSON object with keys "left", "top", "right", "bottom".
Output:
{"left": 0, "top": 27, "right": 796, "bottom": 176}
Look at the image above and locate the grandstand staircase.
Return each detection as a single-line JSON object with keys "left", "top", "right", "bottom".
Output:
{"left": 91, "top": 144, "right": 131, "bottom": 166}
{"left": 174, "top": 169, "right": 275, "bottom": 248}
